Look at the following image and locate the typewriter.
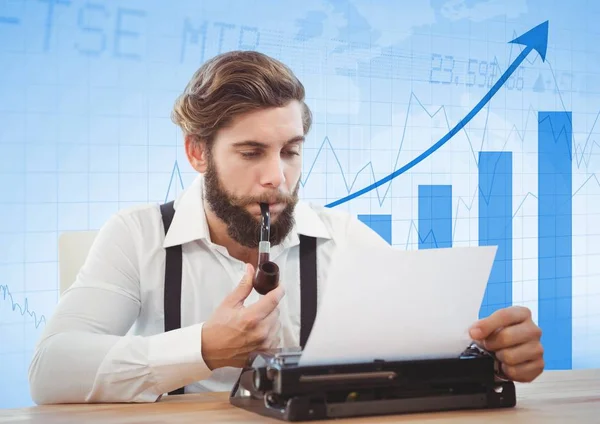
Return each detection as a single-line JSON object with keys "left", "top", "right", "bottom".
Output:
{"left": 229, "top": 344, "right": 516, "bottom": 422}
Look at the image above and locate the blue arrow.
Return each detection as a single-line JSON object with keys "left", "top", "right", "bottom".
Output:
{"left": 325, "top": 20, "right": 549, "bottom": 208}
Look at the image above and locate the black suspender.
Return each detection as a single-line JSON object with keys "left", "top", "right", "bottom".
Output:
{"left": 159, "top": 201, "right": 185, "bottom": 396}
{"left": 160, "top": 202, "right": 183, "bottom": 334}
{"left": 299, "top": 234, "right": 317, "bottom": 349}
{"left": 159, "top": 201, "right": 318, "bottom": 396}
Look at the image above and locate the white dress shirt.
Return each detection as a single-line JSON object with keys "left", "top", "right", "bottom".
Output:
{"left": 28, "top": 174, "right": 389, "bottom": 404}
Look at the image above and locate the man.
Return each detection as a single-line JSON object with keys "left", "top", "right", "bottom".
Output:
{"left": 28, "top": 50, "right": 544, "bottom": 404}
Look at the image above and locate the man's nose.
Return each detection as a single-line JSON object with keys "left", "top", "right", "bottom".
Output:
{"left": 260, "top": 155, "right": 286, "bottom": 188}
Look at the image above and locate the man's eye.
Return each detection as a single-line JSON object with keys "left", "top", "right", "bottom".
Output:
{"left": 283, "top": 150, "right": 300, "bottom": 157}
{"left": 240, "top": 151, "right": 260, "bottom": 158}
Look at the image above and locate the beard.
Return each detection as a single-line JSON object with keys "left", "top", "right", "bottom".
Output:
{"left": 203, "top": 158, "right": 299, "bottom": 248}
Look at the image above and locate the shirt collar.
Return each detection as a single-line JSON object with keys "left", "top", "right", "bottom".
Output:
{"left": 162, "top": 175, "right": 331, "bottom": 248}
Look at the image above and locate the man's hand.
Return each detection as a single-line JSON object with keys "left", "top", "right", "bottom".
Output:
{"left": 201, "top": 263, "right": 285, "bottom": 370}
{"left": 469, "top": 306, "right": 544, "bottom": 383}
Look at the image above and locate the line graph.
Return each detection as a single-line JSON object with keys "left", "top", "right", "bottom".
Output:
{"left": 300, "top": 94, "right": 600, "bottom": 209}
{"left": 1, "top": 285, "right": 47, "bottom": 329}
{"left": 163, "top": 160, "right": 185, "bottom": 203}
{"left": 325, "top": 20, "right": 549, "bottom": 208}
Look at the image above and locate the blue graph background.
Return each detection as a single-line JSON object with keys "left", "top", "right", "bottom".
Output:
{"left": 1, "top": 0, "right": 599, "bottom": 409}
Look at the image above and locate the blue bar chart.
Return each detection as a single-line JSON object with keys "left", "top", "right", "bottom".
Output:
{"left": 357, "top": 215, "right": 392, "bottom": 244}
{"left": 418, "top": 185, "right": 453, "bottom": 249}
{"left": 478, "top": 152, "right": 513, "bottom": 319}
{"left": 407, "top": 112, "right": 572, "bottom": 369}
{"left": 538, "top": 111, "right": 572, "bottom": 370}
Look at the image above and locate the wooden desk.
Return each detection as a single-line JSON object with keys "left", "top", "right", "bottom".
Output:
{"left": 2, "top": 369, "right": 599, "bottom": 423}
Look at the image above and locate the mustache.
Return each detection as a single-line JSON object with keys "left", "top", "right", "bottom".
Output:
{"left": 231, "top": 192, "right": 298, "bottom": 207}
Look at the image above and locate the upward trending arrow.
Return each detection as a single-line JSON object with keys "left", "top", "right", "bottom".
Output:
{"left": 325, "top": 21, "right": 549, "bottom": 208}
{"left": 509, "top": 20, "right": 549, "bottom": 62}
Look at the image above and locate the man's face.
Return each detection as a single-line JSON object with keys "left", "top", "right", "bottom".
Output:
{"left": 203, "top": 100, "right": 305, "bottom": 248}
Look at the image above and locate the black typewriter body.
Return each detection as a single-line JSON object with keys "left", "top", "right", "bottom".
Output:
{"left": 229, "top": 345, "right": 516, "bottom": 422}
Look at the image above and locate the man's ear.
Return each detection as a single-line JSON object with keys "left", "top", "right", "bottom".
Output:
{"left": 184, "top": 134, "right": 208, "bottom": 173}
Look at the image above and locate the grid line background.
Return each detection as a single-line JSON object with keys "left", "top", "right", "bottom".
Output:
{"left": 1, "top": 0, "right": 600, "bottom": 409}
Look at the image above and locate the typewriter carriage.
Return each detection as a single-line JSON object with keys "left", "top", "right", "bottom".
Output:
{"left": 229, "top": 345, "right": 516, "bottom": 422}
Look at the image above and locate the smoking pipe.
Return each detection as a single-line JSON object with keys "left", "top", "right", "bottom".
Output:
{"left": 252, "top": 202, "right": 280, "bottom": 295}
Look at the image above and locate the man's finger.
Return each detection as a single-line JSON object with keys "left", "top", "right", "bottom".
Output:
{"left": 494, "top": 340, "right": 544, "bottom": 366}
{"left": 223, "top": 263, "right": 255, "bottom": 307}
{"left": 245, "top": 284, "right": 285, "bottom": 321}
{"left": 264, "top": 309, "right": 281, "bottom": 332}
{"left": 501, "top": 357, "right": 545, "bottom": 383}
{"left": 262, "top": 304, "right": 280, "bottom": 324}
{"left": 483, "top": 321, "right": 542, "bottom": 351}
{"left": 469, "top": 306, "right": 532, "bottom": 340}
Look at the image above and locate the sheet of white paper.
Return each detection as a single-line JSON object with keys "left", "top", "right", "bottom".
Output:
{"left": 298, "top": 243, "right": 497, "bottom": 367}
